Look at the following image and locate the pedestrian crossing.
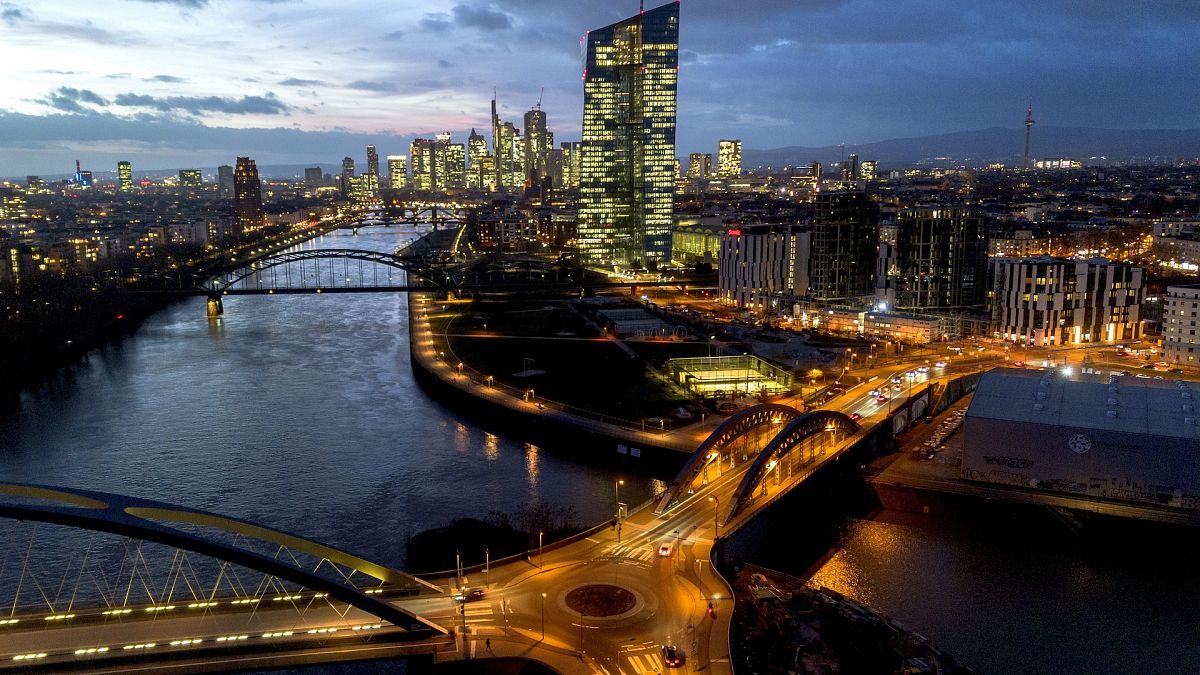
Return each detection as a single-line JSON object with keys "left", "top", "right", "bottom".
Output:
{"left": 459, "top": 603, "right": 496, "bottom": 624}
{"left": 623, "top": 650, "right": 665, "bottom": 674}
{"left": 603, "top": 543, "right": 658, "bottom": 562}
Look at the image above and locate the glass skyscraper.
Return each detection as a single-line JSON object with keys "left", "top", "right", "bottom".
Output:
{"left": 579, "top": 1, "right": 679, "bottom": 267}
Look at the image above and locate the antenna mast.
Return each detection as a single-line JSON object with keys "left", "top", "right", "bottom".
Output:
{"left": 1023, "top": 103, "right": 1035, "bottom": 168}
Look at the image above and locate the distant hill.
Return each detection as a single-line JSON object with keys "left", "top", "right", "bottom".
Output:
{"left": 742, "top": 127, "right": 1200, "bottom": 169}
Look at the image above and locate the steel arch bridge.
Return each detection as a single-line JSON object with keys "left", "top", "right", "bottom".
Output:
{"left": 0, "top": 483, "right": 446, "bottom": 634}
{"left": 656, "top": 404, "right": 804, "bottom": 514}
{"left": 204, "top": 248, "right": 454, "bottom": 294}
{"left": 722, "top": 410, "right": 860, "bottom": 525}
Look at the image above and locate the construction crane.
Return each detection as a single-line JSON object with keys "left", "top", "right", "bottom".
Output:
{"left": 534, "top": 87, "right": 543, "bottom": 111}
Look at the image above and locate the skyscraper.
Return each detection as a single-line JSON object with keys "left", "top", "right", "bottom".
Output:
{"left": 686, "top": 153, "right": 711, "bottom": 178}
{"left": 810, "top": 190, "right": 879, "bottom": 301}
{"left": 340, "top": 157, "right": 355, "bottom": 198}
{"left": 217, "top": 164, "right": 235, "bottom": 198}
{"left": 523, "top": 108, "right": 549, "bottom": 187}
{"left": 491, "top": 96, "right": 522, "bottom": 191}
{"left": 366, "top": 145, "right": 379, "bottom": 178}
{"left": 304, "top": 167, "right": 323, "bottom": 187}
{"left": 717, "top": 140, "right": 741, "bottom": 179}
{"left": 233, "top": 157, "right": 264, "bottom": 237}
{"left": 411, "top": 139, "right": 438, "bottom": 191}
{"left": 890, "top": 206, "right": 990, "bottom": 310}
{"left": 467, "top": 129, "right": 488, "bottom": 190}
{"left": 117, "top": 161, "right": 133, "bottom": 192}
{"left": 579, "top": 1, "right": 680, "bottom": 266}
{"left": 387, "top": 155, "right": 408, "bottom": 190}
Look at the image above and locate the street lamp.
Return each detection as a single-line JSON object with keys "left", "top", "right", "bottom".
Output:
{"left": 708, "top": 495, "right": 720, "bottom": 539}
{"left": 539, "top": 530, "right": 544, "bottom": 568}
{"left": 614, "top": 479, "right": 625, "bottom": 542}
{"left": 540, "top": 592, "right": 546, "bottom": 641}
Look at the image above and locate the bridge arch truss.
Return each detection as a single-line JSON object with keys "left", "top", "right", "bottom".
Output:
{"left": 723, "top": 410, "right": 860, "bottom": 525}
{"left": 656, "top": 404, "right": 803, "bottom": 514}
{"left": 0, "top": 483, "right": 446, "bottom": 635}
{"left": 206, "top": 248, "right": 452, "bottom": 293}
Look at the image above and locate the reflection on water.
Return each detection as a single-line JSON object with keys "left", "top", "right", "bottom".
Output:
{"left": 0, "top": 229, "right": 655, "bottom": 571}
{"left": 808, "top": 509, "right": 1200, "bottom": 674}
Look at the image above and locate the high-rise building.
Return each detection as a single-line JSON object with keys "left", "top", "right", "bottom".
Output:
{"left": 546, "top": 148, "right": 565, "bottom": 189}
{"left": 561, "top": 142, "right": 581, "bottom": 188}
{"left": 340, "top": 157, "right": 355, "bottom": 197}
{"left": 445, "top": 143, "right": 466, "bottom": 189}
{"left": 411, "top": 139, "right": 438, "bottom": 191}
{"left": 467, "top": 129, "right": 488, "bottom": 190}
{"left": 233, "top": 157, "right": 264, "bottom": 237}
{"left": 217, "top": 164, "right": 235, "bottom": 198}
{"left": 886, "top": 206, "right": 990, "bottom": 310}
{"left": 859, "top": 160, "right": 877, "bottom": 181}
{"left": 991, "top": 257, "right": 1143, "bottom": 346}
{"left": 579, "top": 1, "right": 679, "bottom": 266}
{"left": 387, "top": 155, "right": 408, "bottom": 190}
{"left": 717, "top": 140, "right": 741, "bottom": 179}
{"left": 491, "top": 96, "right": 523, "bottom": 191}
{"left": 366, "top": 145, "right": 379, "bottom": 178}
{"left": 304, "top": 167, "right": 323, "bottom": 187}
{"left": 179, "top": 169, "right": 202, "bottom": 187}
{"left": 117, "top": 161, "right": 133, "bottom": 192}
{"left": 1163, "top": 284, "right": 1200, "bottom": 365}
{"left": 810, "top": 190, "right": 879, "bottom": 301}
{"left": 718, "top": 224, "right": 811, "bottom": 309}
{"left": 349, "top": 173, "right": 379, "bottom": 203}
{"left": 523, "top": 108, "right": 549, "bottom": 187}
{"left": 687, "top": 153, "right": 712, "bottom": 179}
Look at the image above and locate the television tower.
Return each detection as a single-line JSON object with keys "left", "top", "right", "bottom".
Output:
{"left": 1022, "top": 103, "right": 1035, "bottom": 168}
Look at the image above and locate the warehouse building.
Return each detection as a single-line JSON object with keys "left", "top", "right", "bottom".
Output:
{"left": 961, "top": 369, "right": 1200, "bottom": 509}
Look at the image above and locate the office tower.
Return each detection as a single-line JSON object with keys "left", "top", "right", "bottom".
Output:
{"left": 387, "top": 155, "right": 408, "bottom": 190}
{"left": 445, "top": 143, "right": 466, "bottom": 189}
{"left": 233, "top": 157, "right": 264, "bottom": 237}
{"left": 411, "top": 139, "right": 438, "bottom": 191}
{"left": 560, "top": 142, "right": 581, "bottom": 188}
{"left": 524, "top": 108, "right": 549, "bottom": 186}
{"left": 491, "top": 96, "right": 521, "bottom": 191}
{"left": 304, "top": 167, "right": 323, "bottom": 187}
{"left": 718, "top": 224, "right": 811, "bottom": 308}
{"left": 579, "top": 1, "right": 679, "bottom": 266}
{"left": 512, "top": 131, "right": 526, "bottom": 187}
{"left": 117, "top": 161, "right": 133, "bottom": 192}
{"left": 844, "top": 153, "right": 859, "bottom": 181}
{"left": 340, "top": 156, "right": 355, "bottom": 197}
{"left": 349, "top": 172, "right": 379, "bottom": 202}
{"left": 366, "top": 144, "right": 379, "bottom": 178}
{"left": 673, "top": 157, "right": 681, "bottom": 180}
{"left": 686, "top": 153, "right": 712, "bottom": 178}
{"left": 890, "top": 206, "right": 990, "bottom": 310}
{"left": 546, "top": 148, "right": 565, "bottom": 188}
{"left": 810, "top": 161, "right": 822, "bottom": 179}
{"left": 467, "top": 129, "right": 488, "bottom": 190}
{"left": 217, "top": 164, "right": 235, "bottom": 198}
{"left": 810, "top": 190, "right": 879, "bottom": 301}
{"left": 179, "top": 169, "right": 202, "bottom": 187}
{"left": 860, "top": 160, "right": 877, "bottom": 181}
{"left": 992, "top": 257, "right": 1143, "bottom": 345}
{"left": 478, "top": 155, "right": 496, "bottom": 191}
{"left": 717, "top": 140, "right": 742, "bottom": 179}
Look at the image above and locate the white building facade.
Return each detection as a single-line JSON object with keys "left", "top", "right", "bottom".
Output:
{"left": 1164, "top": 284, "right": 1200, "bottom": 365}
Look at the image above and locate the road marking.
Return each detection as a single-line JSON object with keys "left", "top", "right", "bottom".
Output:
{"left": 646, "top": 653, "right": 663, "bottom": 670}
{"left": 628, "top": 654, "right": 648, "bottom": 673}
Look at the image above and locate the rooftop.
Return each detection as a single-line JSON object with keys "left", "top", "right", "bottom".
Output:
{"left": 967, "top": 368, "right": 1200, "bottom": 440}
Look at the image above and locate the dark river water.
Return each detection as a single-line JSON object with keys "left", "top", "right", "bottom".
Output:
{"left": 2, "top": 228, "right": 1197, "bottom": 674}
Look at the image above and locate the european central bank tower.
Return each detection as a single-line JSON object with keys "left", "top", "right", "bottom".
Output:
{"left": 579, "top": 1, "right": 679, "bottom": 267}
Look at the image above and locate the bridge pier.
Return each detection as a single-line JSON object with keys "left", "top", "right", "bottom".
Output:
{"left": 206, "top": 295, "right": 224, "bottom": 318}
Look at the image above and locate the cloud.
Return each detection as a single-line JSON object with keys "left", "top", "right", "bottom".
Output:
{"left": 39, "top": 87, "right": 110, "bottom": 114}
{"left": 129, "top": 0, "right": 208, "bottom": 7}
{"left": 452, "top": 3, "right": 514, "bottom": 30}
{"left": 382, "top": 29, "right": 403, "bottom": 40}
{"left": 437, "top": 59, "right": 455, "bottom": 69}
{"left": 112, "top": 92, "right": 292, "bottom": 115}
{"left": 1, "top": 3, "right": 30, "bottom": 24}
{"left": 105, "top": 73, "right": 132, "bottom": 79}
{"left": 279, "top": 77, "right": 325, "bottom": 86}
{"left": 345, "top": 80, "right": 396, "bottom": 93}
{"left": 419, "top": 13, "right": 452, "bottom": 32}
{"left": 149, "top": 74, "right": 187, "bottom": 83}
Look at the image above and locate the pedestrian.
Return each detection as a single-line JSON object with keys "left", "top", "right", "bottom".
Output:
{"left": 485, "top": 638, "right": 491, "bottom": 651}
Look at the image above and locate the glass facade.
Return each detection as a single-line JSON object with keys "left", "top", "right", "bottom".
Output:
{"left": 117, "top": 161, "right": 133, "bottom": 191}
{"left": 579, "top": 1, "right": 679, "bottom": 267}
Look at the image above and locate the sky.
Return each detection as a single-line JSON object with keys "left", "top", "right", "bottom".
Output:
{"left": 1, "top": 0, "right": 1198, "bottom": 176}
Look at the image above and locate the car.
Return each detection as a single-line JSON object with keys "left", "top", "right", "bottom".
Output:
{"left": 662, "top": 645, "right": 685, "bottom": 668}
{"left": 874, "top": 394, "right": 888, "bottom": 403}
{"left": 892, "top": 384, "right": 902, "bottom": 392}
{"left": 1013, "top": 360, "right": 1025, "bottom": 368}
{"left": 1136, "top": 373, "right": 1151, "bottom": 378}
{"left": 868, "top": 389, "right": 881, "bottom": 398}
{"left": 455, "top": 587, "right": 488, "bottom": 602}
{"left": 934, "top": 361, "right": 947, "bottom": 368}
{"left": 658, "top": 543, "right": 673, "bottom": 557}
{"left": 892, "top": 376, "right": 904, "bottom": 385}
{"left": 849, "top": 412, "right": 861, "bottom": 421}
{"left": 917, "top": 365, "right": 930, "bottom": 373}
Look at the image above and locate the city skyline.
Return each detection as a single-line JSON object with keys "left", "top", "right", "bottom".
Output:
{"left": 2, "top": 0, "right": 1199, "bottom": 176}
